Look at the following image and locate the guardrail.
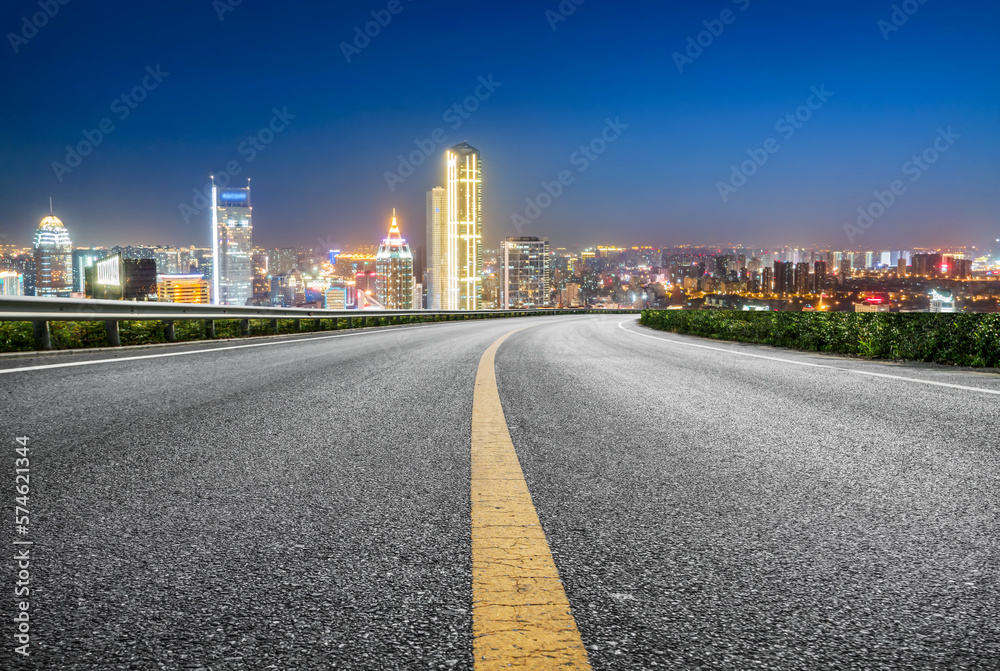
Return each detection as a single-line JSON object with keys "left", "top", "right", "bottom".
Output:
{"left": 0, "top": 297, "right": 640, "bottom": 351}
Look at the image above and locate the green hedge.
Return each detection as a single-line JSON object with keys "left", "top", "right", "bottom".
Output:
{"left": 639, "top": 310, "right": 1000, "bottom": 367}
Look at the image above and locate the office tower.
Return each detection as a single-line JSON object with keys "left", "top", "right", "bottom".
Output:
{"left": 426, "top": 186, "right": 447, "bottom": 309}
{"left": 375, "top": 210, "right": 414, "bottom": 310}
{"left": 158, "top": 274, "right": 211, "bottom": 304}
{"left": 795, "top": 262, "right": 811, "bottom": 295}
{"left": 897, "top": 258, "right": 907, "bottom": 277}
{"left": 501, "top": 237, "right": 551, "bottom": 309}
{"left": 772, "top": 261, "right": 785, "bottom": 294}
{"left": 86, "top": 254, "right": 157, "bottom": 301}
{"left": 814, "top": 261, "right": 827, "bottom": 292}
{"left": 0, "top": 270, "right": 24, "bottom": 296}
{"left": 446, "top": 142, "right": 483, "bottom": 310}
{"left": 72, "top": 248, "right": 103, "bottom": 294}
{"left": 762, "top": 266, "right": 773, "bottom": 294}
{"left": 33, "top": 212, "right": 73, "bottom": 297}
{"left": 269, "top": 269, "right": 304, "bottom": 307}
{"left": 211, "top": 183, "right": 253, "bottom": 306}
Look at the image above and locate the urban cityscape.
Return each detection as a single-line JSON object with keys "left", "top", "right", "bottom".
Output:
{"left": 3, "top": 1, "right": 999, "bottom": 670}
{"left": 3, "top": 143, "right": 998, "bottom": 314}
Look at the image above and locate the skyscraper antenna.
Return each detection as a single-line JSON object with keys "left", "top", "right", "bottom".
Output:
{"left": 49, "top": 196, "right": 53, "bottom": 214}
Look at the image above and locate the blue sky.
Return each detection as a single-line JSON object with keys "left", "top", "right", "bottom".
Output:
{"left": 1, "top": 0, "right": 998, "bottom": 251}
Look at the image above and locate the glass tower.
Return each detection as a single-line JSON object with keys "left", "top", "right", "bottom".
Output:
{"left": 211, "top": 183, "right": 253, "bottom": 306}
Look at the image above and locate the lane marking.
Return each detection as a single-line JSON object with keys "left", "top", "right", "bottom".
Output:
{"left": 471, "top": 328, "right": 591, "bottom": 670}
{"left": 618, "top": 318, "right": 1000, "bottom": 397}
{"left": 0, "top": 321, "right": 481, "bottom": 376}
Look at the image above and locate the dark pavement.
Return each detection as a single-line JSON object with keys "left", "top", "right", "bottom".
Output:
{"left": 2, "top": 315, "right": 998, "bottom": 669}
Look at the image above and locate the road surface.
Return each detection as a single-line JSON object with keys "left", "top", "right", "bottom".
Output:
{"left": 2, "top": 315, "right": 998, "bottom": 669}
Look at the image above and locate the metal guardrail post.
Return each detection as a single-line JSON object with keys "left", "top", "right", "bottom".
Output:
{"left": 205, "top": 320, "right": 215, "bottom": 338}
{"left": 240, "top": 319, "right": 250, "bottom": 336}
{"left": 293, "top": 318, "right": 301, "bottom": 332}
{"left": 346, "top": 317, "right": 353, "bottom": 329}
{"left": 269, "top": 319, "right": 279, "bottom": 334}
{"left": 32, "top": 320, "right": 51, "bottom": 351}
{"left": 106, "top": 320, "right": 120, "bottom": 347}
{"left": 164, "top": 321, "right": 176, "bottom": 342}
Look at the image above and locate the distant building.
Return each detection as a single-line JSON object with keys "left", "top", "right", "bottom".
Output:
{"left": 211, "top": 184, "right": 253, "bottom": 306}
{"left": 501, "top": 237, "right": 551, "bottom": 308}
{"left": 72, "top": 249, "right": 103, "bottom": 294}
{"left": 794, "top": 262, "right": 811, "bottom": 295}
{"left": 158, "top": 274, "right": 210, "bottom": 304}
{"left": 929, "top": 289, "right": 956, "bottom": 313}
{"left": 761, "top": 267, "right": 773, "bottom": 294}
{"left": 324, "top": 286, "right": 347, "bottom": 310}
{"left": 270, "top": 268, "right": 304, "bottom": 307}
{"left": 33, "top": 214, "right": 73, "bottom": 297}
{"left": 0, "top": 270, "right": 24, "bottom": 296}
{"left": 426, "top": 186, "right": 447, "bottom": 310}
{"left": 87, "top": 254, "right": 157, "bottom": 301}
{"left": 375, "top": 210, "right": 414, "bottom": 310}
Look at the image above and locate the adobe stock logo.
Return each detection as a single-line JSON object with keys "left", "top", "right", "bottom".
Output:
{"left": 672, "top": 0, "right": 751, "bottom": 74}
{"left": 511, "top": 117, "right": 628, "bottom": 233}
{"left": 341, "top": 0, "right": 413, "bottom": 64}
{"left": 51, "top": 65, "right": 170, "bottom": 183}
{"left": 7, "top": 0, "right": 71, "bottom": 54}
{"left": 842, "top": 127, "right": 959, "bottom": 244}
{"left": 383, "top": 75, "right": 501, "bottom": 192}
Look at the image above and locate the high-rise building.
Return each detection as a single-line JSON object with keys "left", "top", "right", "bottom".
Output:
{"left": 425, "top": 186, "right": 447, "bottom": 309}
{"left": 72, "top": 248, "right": 103, "bottom": 294}
{"left": 814, "top": 261, "right": 828, "bottom": 292}
{"left": 761, "top": 266, "right": 773, "bottom": 294}
{"left": 0, "top": 270, "right": 24, "bottom": 296}
{"left": 158, "top": 274, "right": 211, "bottom": 304}
{"left": 375, "top": 210, "right": 414, "bottom": 310}
{"left": 33, "top": 213, "right": 73, "bottom": 297}
{"left": 211, "top": 183, "right": 253, "bottom": 306}
{"left": 795, "top": 262, "right": 811, "bottom": 295}
{"left": 446, "top": 142, "right": 483, "bottom": 310}
{"left": 501, "top": 237, "right": 551, "bottom": 309}
{"left": 86, "top": 254, "right": 157, "bottom": 301}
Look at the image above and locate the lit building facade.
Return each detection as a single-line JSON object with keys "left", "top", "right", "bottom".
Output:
{"left": 446, "top": 143, "right": 483, "bottom": 310}
{"left": 375, "top": 210, "right": 414, "bottom": 310}
{"left": 158, "top": 274, "right": 211, "bottom": 304}
{"left": 0, "top": 270, "right": 24, "bottom": 296}
{"left": 501, "top": 237, "right": 550, "bottom": 308}
{"left": 211, "top": 184, "right": 253, "bottom": 306}
{"left": 86, "top": 254, "right": 157, "bottom": 301}
{"left": 426, "top": 186, "right": 447, "bottom": 309}
{"left": 33, "top": 215, "right": 73, "bottom": 297}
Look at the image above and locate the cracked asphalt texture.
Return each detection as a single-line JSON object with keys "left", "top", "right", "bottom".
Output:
{"left": 2, "top": 315, "right": 998, "bottom": 670}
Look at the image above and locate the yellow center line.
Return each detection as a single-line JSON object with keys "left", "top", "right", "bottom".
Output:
{"left": 471, "top": 328, "right": 592, "bottom": 670}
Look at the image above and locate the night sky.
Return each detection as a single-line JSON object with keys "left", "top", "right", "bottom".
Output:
{"left": 1, "top": 0, "right": 997, "bottom": 251}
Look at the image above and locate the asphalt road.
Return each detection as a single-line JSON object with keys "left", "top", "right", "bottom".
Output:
{"left": 2, "top": 315, "right": 998, "bottom": 670}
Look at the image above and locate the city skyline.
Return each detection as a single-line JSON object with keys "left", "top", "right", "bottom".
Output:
{"left": 1, "top": 1, "right": 998, "bottom": 251}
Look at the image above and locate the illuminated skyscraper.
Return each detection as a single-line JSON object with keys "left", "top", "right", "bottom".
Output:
{"left": 0, "top": 270, "right": 24, "bottom": 296}
{"left": 33, "top": 211, "right": 73, "bottom": 297}
{"left": 211, "top": 182, "right": 253, "bottom": 306}
{"left": 446, "top": 143, "right": 483, "bottom": 310}
{"left": 502, "top": 237, "right": 550, "bottom": 308}
{"left": 376, "top": 210, "right": 414, "bottom": 310}
{"left": 426, "top": 186, "right": 447, "bottom": 310}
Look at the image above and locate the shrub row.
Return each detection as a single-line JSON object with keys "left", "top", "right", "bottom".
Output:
{"left": 1, "top": 311, "right": 622, "bottom": 354}
{"left": 639, "top": 310, "right": 1000, "bottom": 368}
